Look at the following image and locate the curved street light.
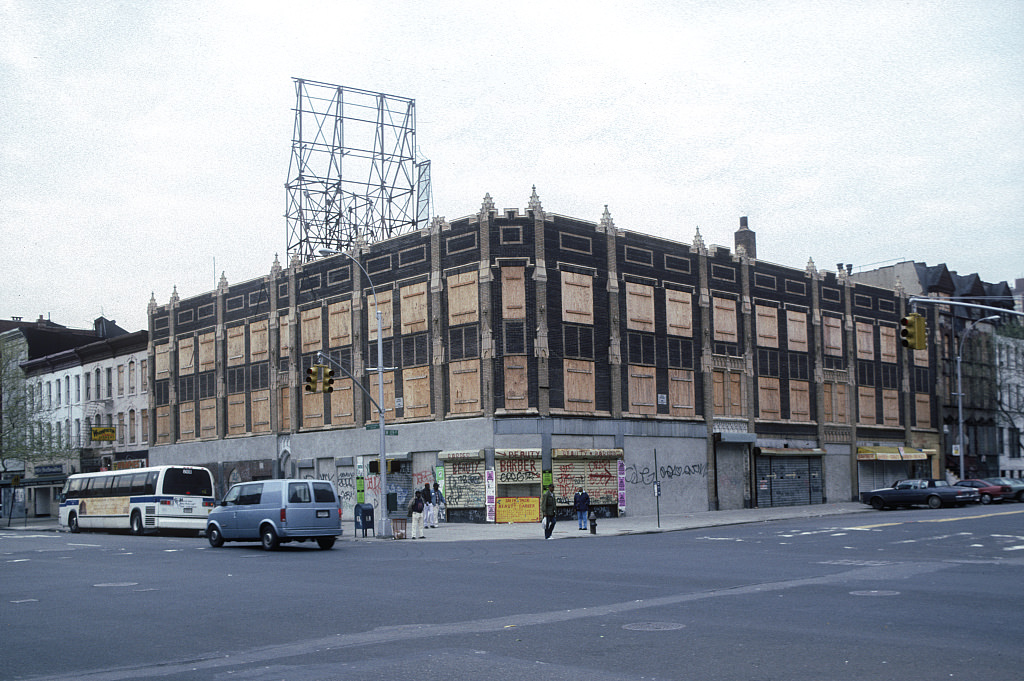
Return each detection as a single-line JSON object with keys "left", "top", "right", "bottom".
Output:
{"left": 319, "top": 247, "right": 390, "bottom": 538}
{"left": 956, "top": 315, "right": 1000, "bottom": 481}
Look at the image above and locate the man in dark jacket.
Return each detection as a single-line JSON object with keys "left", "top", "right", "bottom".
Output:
{"left": 573, "top": 487, "right": 590, "bottom": 530}
{"left": 541, "top": 485, "right": 557, "bottom": 539}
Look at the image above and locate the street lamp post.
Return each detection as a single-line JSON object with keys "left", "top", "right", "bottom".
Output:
{"left": 956, "top": 315, "right": 999, "bottom": 481}
{"left": 319, "top": 247, "right": 390, "bottom": 538}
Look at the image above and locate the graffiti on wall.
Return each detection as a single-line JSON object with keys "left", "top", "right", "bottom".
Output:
{"left": 444, "top": 460, "right": 485, "bottom": 508}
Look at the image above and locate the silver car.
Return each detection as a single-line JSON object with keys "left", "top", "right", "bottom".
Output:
{"left": 206, "top": 479, "right": 343, "bottom": 550}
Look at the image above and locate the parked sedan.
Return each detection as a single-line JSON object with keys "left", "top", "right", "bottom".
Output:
{"left": 986, "top": 477, "right": 1024, "bottom": 502}
{"left": 860, "top": 479, "right": 980, "bottom": 510}
{"left": 954, "top": 479, "right": 1012, "bottom": 504}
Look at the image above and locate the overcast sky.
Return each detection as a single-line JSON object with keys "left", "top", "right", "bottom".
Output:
{"left": 2, "top": 0, "right": 1022, "bottom": 333}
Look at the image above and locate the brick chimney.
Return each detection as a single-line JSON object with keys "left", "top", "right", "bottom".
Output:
{"left": 734, "top": 216, "right": 755, "bottom": 259}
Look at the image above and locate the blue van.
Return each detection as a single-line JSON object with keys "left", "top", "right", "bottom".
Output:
{"left": 206, "top": 479, "right": 343, "bottom": 550}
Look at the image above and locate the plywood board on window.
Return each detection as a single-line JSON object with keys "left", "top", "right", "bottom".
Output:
{"left": 879, "top": 326, "right": 897, "bottom": 363}
{"left": 228, "top": 394, "right": 246, "bottom": 435}
{"left": 199, "top": 332, "right": 216, "bottom": 371}
{"left": 250, "top": 319, "right": 269, "bottom": 362}
{"left": 279, "top": 314, "right": 291, "bottom": 358}
{"left": 666, "top": 289, "right": 693, "bottom": 337}
{"left": 401, "top": 282, "right": 429, "bottom": 335}
{"left": 502, "top": 267, "right": 526, "bottom": 320}
{"left": 823, "top": 382, "right": 848, "bottom": 424}
{"left": 227, "top": 325, "right": 245, "bottom": 367}
{"left": 823, "top": 317, "right": 843, "bottom": 357}
{"left": 628, "top": 365, "right": 657, "bottom": 414}
{"left": 328, "top": 300, "right": 352, "bottom": 347}
{"left": 178, "top": 403, "right": 195, "bottom": 440}
{"left": 858, "top": 386, "right": 876, "bottom": 424}
{"left": 156, "top": 406, "right": 170, "bottom": 444}
{"left": 199, "top": 397, "right": 217, "bottom": 438}
{"left": 155, "top": 344, "right": 170, "bottom": 379}
{"left": 251, "top": 389, "right": 271, "bottom": 433}
{"left": 914, "top": 393, "right": 931, "bottom": 428}
{"left": 302, "top": 390, "right": 324, "bottom": 428}
{"left": 882, "top": 389, "right": 899, "bottom": 426}
{"left": 856, "top": 322, "right": 874, "bottom": 360}
{"left": 668, "top": 369, "right": 695, "bottom": 417}
{"left": 448, "top": 359, "right": 480, "bottom": 414}
{"left": 625, "top": 282, "right": 655, "bottom": 332}
{"left": 447, "top": 271, "right": 479, "bottom": 326}
{"left": 561, "top": 271, "right": 593, "bottom": 325}
{"left": 300, "top": 308, "right": 322, "bottom": 354}
{"left": 178, "top": 336, "right": 195, "bottom": 375}
{"left": 756, "top": 305, "right": 779, "bottom": 348}
{"left": 369, "top": 370, "right": 397, "bottom": 421}
{"left": 563, "top": 359, "right": 595, "bottom": 412}
{"left": 787, "top": 310, "right": 808, "bottom": 352}
{"left": 712, "top": 370, "right": 743, "bottom": 416}
{"left": 789, "top": 380, "right": 810, "bottom": 421}
{"left": 329, "top": 380, "right": 354, "bottom": 425}
{"left": 758, "top": 377, "right": 781, "bottom": 419}
{"left": 402, "top": 366, "right": 431, "bottom": 419}
{"left": 713, "top": 297, "right": 738, "bottom": 343}
{"left": 280, "top": 386, "right": 291, "bottom": 431}
{"left": 504, "top": 357, "right": 529, "bottom": 409}
{"left": 368, "top": 290, "right": 394, "bottom": 340}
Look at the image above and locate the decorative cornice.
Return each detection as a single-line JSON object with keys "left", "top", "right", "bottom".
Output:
{"left": 528, "top": 185, "right": 543, "bottom": 213}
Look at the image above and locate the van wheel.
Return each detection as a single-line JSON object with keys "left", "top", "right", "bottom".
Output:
{"left": 207, "top": 525, "right": 224, "bottom": 548}
{"left": 316, "top": 537, "right": 336, "bottom": 550}
{"left": 130, "top": 512, "right": 144, "bottom": 536}
{"left": 68, "top": 513, "right": 80, "bottom": 533}
{"left": 260, "top": 525, "right": 279, "bottom": 551}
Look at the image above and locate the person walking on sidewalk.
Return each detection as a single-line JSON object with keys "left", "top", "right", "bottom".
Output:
{"left": 541, "top": 485, "right": 557, "bottom": 539}
{"left": 573, "top": 486, "right": 590, "bottom": 530}
{"left": 431, "top": 482, "right": 445, "bottom": 527}
{"left": 407, "top": 490, "right": 426, "bottom": 539}
{"left": 422, "top": 482, "right": 434, "bottom": 529}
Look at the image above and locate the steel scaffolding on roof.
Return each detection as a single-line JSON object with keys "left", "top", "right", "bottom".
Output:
{"left": 285, "top": 79, "right": 431, "bottom": 262}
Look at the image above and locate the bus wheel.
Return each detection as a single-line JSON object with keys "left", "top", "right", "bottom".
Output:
{"left": 69, "top": 513, "right": 80, "bottom": 533}
{"left": 130, "top": 512, "right": 144, "bottom": 535}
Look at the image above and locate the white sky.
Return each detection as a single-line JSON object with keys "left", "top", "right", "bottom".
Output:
{"left": 2, "top": 0, "right": 1022, "bottom": 332}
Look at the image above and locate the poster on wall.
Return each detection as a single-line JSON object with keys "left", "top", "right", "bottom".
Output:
{"left": 485, "top": 469, "right": 496, "bottom": 523}
{"left": 618, "top": 459, "right": 627, "bottom": 513}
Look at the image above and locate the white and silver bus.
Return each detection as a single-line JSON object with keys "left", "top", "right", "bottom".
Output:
{"left": 59, "top": 465, "right": 217, "bottom": 535}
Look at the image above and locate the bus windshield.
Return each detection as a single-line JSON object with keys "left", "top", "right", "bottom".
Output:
{"left": 162, "top": 467, "right": 213, "bottom": 496}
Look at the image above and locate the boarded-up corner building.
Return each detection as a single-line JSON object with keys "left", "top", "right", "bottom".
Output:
{"left": 146, "top": 191, "right": 940, "bottom": 523}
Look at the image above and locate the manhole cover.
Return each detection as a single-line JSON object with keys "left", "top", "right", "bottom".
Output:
{"left": 622, "top": 622, "right": 686, "bottom": 631}
{"left": 849, "top": 590, "right": 900, "bottom": 596}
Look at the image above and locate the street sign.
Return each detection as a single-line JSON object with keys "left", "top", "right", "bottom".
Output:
{"left": 385, "top": 429, "right": 399, "bottom": 436}
{"left": 365, "top": 424, "right": 380, "bottom": 430}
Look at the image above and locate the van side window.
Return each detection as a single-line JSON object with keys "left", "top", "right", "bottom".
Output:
{"left": 312, "top": 482, "right": 336, "bottom": 503}
{"left": 288, "top": 483, "right": 311, "bottom": 504}
{"left": 238, "top": 483, "right": 264, "bottom": 505}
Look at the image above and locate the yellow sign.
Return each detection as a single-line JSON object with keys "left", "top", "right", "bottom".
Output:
{"left": 91, "top": 427, "right": 116, "bottom": 442}
{"left": 495, "top": 497, "right": 540, "bottom": 523}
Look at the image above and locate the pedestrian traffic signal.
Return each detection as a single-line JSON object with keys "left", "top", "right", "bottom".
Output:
{"left": 323, "top": 368, "right": 335, "bottom": 393}
{"left": 304, "top": 365, "right": 320, "bottom": 393}
{"left": 900, "top": 312, "right": 927, "bottom": 350}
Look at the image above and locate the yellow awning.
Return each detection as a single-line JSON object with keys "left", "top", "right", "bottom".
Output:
{"left": 856, "top": 446, "right": 929, "bottom": 461}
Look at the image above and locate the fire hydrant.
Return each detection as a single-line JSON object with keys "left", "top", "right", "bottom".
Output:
{"left": 588, "top": 510, "right": 597, "bottom": 534}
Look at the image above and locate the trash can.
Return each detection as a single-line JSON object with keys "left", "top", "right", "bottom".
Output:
{"left": 354, "top": 503, "right": 375, "bottom": 537}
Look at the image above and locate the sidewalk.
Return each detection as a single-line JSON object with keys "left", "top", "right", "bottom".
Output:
{"left": 3, "top": 502, "right": 872, "bottom": 541}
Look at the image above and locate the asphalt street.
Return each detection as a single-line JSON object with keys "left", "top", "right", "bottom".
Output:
{"left": 3, "top": 503, "right": 1023, "bottom": 681}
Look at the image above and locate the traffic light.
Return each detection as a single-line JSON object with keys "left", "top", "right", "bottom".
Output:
{"left": 304, "top": 365, "right": 320, "bottom": 393}
{"left": 323, "top": 368, "right": 335, "bottom": 393}
{"left": 900, "top": 312, "right": 927, "bottom": 350}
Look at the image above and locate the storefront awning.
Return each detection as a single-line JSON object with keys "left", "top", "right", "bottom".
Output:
{"left": 0, "top": 475, "right": 66, "bottom": 488}
{"left": 755, "top": 447, "right": 825, "bottom": 456}
{"left": 856, "top": 446, "right": 930, "bottom": 461}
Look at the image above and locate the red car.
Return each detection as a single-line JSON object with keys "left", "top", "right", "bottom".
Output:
{"left": 954, "top": 479, "right": 1012, "bottom": 504}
